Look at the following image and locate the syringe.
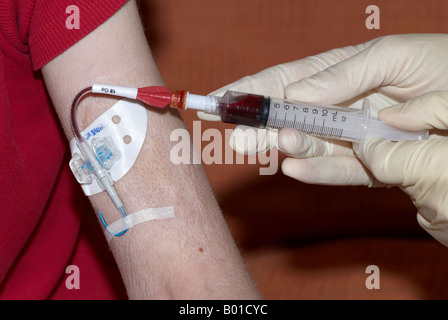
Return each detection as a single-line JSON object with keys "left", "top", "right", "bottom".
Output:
{"left": 91, "top": 84, "right": 429, "bottom": 144}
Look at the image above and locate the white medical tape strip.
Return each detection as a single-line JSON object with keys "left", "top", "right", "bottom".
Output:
{"left": 69, "top": 99, "right": 148, "bottom": 196}
{"left": 104, "top": 206, "right": 175, "bottom": 243}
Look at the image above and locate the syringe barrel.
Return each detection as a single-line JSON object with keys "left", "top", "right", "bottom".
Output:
{"left": 219, "top": 91, "right": 270, "bottom": 127}
{"left": 216, "top": 90, "right": 429, "bottom": 144}
{"left": 181, "top": 90, "right": 428, "bottom": 143}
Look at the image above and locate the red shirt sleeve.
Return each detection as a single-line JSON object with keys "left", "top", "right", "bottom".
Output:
{"left": 0, "top": 0, "right": 128, "bottom": 299}
{"left": 28, "top": 0, "right": 127, "bottom": 70}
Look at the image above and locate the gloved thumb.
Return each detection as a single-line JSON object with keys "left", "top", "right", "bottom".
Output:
{"left": 378, "top": 91, "right": 448, "bottom": 131}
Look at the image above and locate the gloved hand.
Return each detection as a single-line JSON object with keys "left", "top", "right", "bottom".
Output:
{"left": 198, "top": 40, "right": 376, "bottom": 155}
{"left": 359, "top": 91, "right": 448, "bottom": 247}
{"left": 279, "top": 34, "right": 448, "bottom": 186}
{"left": 200, "top": 33, "right": 448, "bottom": 246}
{"left": 200, "top": 34, "right": 448, "bottom": 182}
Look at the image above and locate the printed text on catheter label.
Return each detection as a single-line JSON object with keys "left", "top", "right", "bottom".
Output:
{"left": 83, "top": 124, "right": 106, "bottom": 141}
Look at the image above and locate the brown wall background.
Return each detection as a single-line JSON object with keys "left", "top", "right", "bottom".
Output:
{"left": 140, "top": 0, "right": 448, "bottom": 299}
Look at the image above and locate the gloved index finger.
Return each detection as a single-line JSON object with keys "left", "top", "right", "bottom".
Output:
{"left": 199, "top": 41, "right": 370, "bottom": 122}
{"left": 284, "top": 37, "right": 411, "bottom": 105}
{"left": 208, "top": 42, "right": 369, "bottom": 99}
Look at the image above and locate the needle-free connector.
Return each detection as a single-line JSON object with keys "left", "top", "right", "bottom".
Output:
{"left": 92, "top": 136, "right": 121, "bottom": 170}
{"left": 69, "top": 153, "right": 93, "bottom": 185}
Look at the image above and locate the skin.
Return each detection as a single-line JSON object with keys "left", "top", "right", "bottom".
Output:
{"left": 42, "top": 0, "right": 260, "bottom": 299}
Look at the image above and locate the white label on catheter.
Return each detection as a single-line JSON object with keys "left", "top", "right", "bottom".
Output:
{"left": 104, "top": 206, "right": 175, "bottom": 243}
{"left": 69, "top": 99, "right": 148, "bottom": 196}
{"left": 92, "top": 84, "right": 138, "bottom": 100}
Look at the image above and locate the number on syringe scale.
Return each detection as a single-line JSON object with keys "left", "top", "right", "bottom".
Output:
{"left": 275, "top": 102, "right": 338, "bottom": 120}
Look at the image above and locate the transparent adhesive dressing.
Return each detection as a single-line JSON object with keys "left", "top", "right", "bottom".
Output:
{"left": 175, "top": 90, "right": 429, "bottom": 144}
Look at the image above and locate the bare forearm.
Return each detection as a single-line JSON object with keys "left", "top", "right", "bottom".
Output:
{"left": 42, "top": 0, "right": 259, "bottom": 299}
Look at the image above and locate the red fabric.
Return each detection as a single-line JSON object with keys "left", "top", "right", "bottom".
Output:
{"left": 0, "top": 0, "right": 127, "bottom": 299}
